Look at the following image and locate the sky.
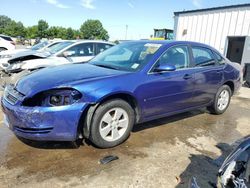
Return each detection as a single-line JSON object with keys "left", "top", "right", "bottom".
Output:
{"left": 1, "top": 0, "right": 250, "bottom": 40}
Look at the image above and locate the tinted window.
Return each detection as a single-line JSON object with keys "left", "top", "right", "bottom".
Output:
{"left": 96, "top": 43, "right": 113, "bottom": 54}
{"left": 155, "top": 45, "right": 190, "bottom": 69}
{"left": 0, "top": 36, "right": 13, "bottom": 41}
{"left": 213, "top": 51, "right": 225, "bottom": 65}
{"left": 192, "top": 47, "right": 215, "bottom": 66}
{"left": 66, "top": 43, "right": 94, "bottom": 57}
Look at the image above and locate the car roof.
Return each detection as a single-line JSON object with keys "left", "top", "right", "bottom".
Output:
{"left": 73, "top": 40, "right": 115, "bottom": 45}
{"left": 123, "top": 40, "right": 218, "bottom": 52}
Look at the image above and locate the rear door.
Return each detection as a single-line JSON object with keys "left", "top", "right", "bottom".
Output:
{"left": 191, "top": 46, "right": 224, "bottom": 106}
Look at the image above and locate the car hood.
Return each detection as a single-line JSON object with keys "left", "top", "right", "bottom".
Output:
{"left": 8, "top": 51, "right": 50, "bottom": 64}
{"left": 0, "top": 49, "right": 28, "bottom": 56}
{"left": 15, "top": 63, "right": 127, "bottom": 96}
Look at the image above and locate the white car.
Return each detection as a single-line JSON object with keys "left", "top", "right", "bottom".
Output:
{"left": 0, "top": 40, "right": 63, "bottom": 68}
{"left": 5, "top": 40, "right": 114, "bottom": 73}
{"left": 0, "top": 35, "right": 15, "bottom": 52}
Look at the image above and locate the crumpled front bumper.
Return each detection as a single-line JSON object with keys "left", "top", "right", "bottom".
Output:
{"left": 1, "top": 97, "right": 88, "bottom": 141}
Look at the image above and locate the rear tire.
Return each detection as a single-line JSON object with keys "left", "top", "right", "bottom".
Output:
{"left": 89, "top": 99, "right": 135, "bottom": 148}
{"left": 208, "top": 85, "right": 232, "bottom": 115}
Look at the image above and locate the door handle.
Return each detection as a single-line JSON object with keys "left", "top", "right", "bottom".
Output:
{"left": 183, "top": 74, "right": 193, "bottom": 80}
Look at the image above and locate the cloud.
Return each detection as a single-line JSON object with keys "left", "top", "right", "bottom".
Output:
{"left": 80, "top": 0, "right": 96, "bottom": 9}
{"left": 192, "top": 0, "right": 202, "bottom": 8}
{"left": 128, "top": 2, "right": 134, "bottom": 9}
{"left": 46, "top": 0, "right": 70, "bottom": 9}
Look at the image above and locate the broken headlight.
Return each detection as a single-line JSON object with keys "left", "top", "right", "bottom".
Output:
{"left": 23, "top": 89, "right": 82, "bottom": 107}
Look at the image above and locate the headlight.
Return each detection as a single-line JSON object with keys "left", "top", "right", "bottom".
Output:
{"left": 23, "top": 89, "right": 82, "bottom": 107}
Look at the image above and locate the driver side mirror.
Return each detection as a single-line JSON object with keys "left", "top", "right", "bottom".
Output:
{"left": 154, "top": 64, "right": 176, "bottom": 72}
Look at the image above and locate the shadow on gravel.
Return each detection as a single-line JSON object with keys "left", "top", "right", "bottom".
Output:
{"left": 176, "top": 138, "right": 248, "bottom": 188}
{"left": 17, "top": 136, "right": 83, "bottom": 149}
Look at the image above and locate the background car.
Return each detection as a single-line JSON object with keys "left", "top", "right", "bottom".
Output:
{"left": 1, "top": 41, "right": 242, "bottom": 149}
{"left": 4, "top": 40, "right": 114, "bottom": 73}
{"left": 0, "top": 34, "right": 15, "bottom": 52}
{"left": 0, "top": 40, "right": 64, "bottom": 72}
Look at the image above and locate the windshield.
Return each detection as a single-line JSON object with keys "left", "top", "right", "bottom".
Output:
{"left": 47, "top": 41, "right": 74, "bottom": 54}
{"left": 31, "top": 41, "right": 49, "bottom": 50}
{"left": 89, "top": 42, "right": 162, "bottom": 72}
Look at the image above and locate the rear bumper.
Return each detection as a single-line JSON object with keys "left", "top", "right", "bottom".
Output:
{"left": 1, "top": 97, "right": 88, "bottom": 141}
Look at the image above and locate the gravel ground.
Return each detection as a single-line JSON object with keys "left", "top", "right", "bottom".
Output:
{"left": 0, "top": 86, "right": 249, "bottom": 188}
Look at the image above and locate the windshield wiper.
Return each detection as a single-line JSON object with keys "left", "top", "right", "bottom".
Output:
{"left": 94, "top": 64, "right": 119, "bottom": 70}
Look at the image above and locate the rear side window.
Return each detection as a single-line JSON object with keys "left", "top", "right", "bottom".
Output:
{"left": 66, "top": 43, "right": 94, "bottom": 57}
{"left": 96, "top": 43, "right": 113, "bottom": 54}
{"left": 0, "top": 36, "right": 13, "bottom": 41}
{"left": 192, "top": 47, "right": 215, "bottom": 67}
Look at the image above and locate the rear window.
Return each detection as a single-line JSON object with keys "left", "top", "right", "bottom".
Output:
{"left": 0, "top": 36, "right": 13, "bottom": 41}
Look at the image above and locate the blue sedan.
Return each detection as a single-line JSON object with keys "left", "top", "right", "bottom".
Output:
{"left": 1, "top": 41, "right": 242, "bottom": 148}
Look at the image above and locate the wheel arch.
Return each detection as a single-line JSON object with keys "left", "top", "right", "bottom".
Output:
{"left": 223, "top": 80, "right": 235, "bottom": 95}
{"left": 77, "top": 92, "right": 141, "bottom": 139}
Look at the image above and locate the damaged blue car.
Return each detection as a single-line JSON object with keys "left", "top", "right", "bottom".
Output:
{"left": 1, "top": 41, "right": 242, "bottom": 148}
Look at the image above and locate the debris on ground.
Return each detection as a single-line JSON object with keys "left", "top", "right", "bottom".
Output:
{"left": 100, "top": 155, "right": 119, "bottom": 164}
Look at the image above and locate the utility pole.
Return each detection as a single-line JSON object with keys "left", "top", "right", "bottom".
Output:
{"left": 125, "top": 25, "right": 128, "bottom": 40}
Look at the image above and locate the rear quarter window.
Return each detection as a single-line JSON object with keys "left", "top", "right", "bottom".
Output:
{"left": 213, "top": 51, "right": 226, "bottom": 65}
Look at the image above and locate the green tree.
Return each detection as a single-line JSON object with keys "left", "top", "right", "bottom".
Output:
{"left": 65, "top": 27, "right": 74, "bottom": 39}
{"left": 3, "top": 21, "right": 26, "bottom": 37}
{"left": 37, "top": 19, "right": 49, "bottom": 38}
{"left": 47, "top": 26, "right": 60, "bottom": 39}
{"left": 73, "top": 29, "right": 81, "bottom": 39}
{"left": 25, "top": 26, "right": 38, "bottom": 39}
{"left": 80, "top": 19, "right": 109, "bottom": 40}
{"left": 0, "top": 15, "right": 12, "bottom": 34}
{"left": 56, "top": 27, "right": 67, "bottom": 39}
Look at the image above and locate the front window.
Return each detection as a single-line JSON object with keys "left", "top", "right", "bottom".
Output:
{"left": 48, "top": 41, "right": 74, "bottom": 54}
{"left": 31, "top": 41, "right": 49, "bottom": 50}
{"left": 89, "top": 42, "right": 162, "bottom": 72}
{"left": 154, "top": 45, "right": 190, "bottom": 70}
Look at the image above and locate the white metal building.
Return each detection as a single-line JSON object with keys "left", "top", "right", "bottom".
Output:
{"left": 174, "top": 4, "right": 250, "bottom": 66}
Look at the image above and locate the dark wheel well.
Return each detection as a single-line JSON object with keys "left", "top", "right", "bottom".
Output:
{"left": 223, "top": 81, "right": 234, "bottom": 95}
{"left": 77, "top": 93, "right": 140, "bottom": 139}
{"left": 98, "top": 93, "right": 140, "bottom": 122}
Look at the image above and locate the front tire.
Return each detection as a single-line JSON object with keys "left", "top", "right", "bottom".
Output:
{"left": 208, "top": 85, "right": 232, "bottom": 115}
{"left": 89, "top": 99, "right": 135, "bottom": 148}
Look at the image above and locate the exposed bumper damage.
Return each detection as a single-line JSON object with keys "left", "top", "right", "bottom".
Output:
{"left": 1, "top": 95, "right": 88, "bottom": 141}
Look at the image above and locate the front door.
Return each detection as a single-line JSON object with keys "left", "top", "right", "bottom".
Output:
{"left": 140, "top": 45, "right": 196, "bottom": 118}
